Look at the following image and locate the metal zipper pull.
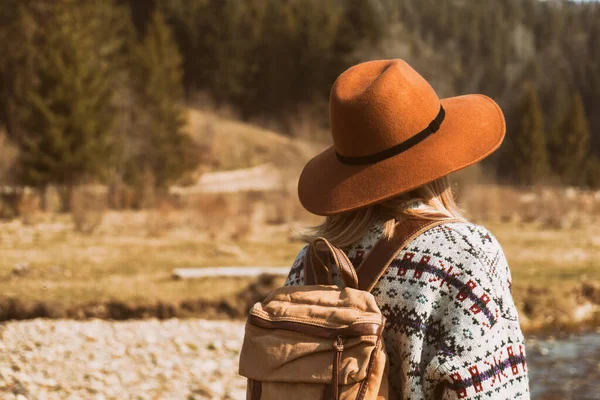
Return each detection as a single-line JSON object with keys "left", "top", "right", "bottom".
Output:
{"left": 331, "top": 336, "right": 345, "bottom": 400}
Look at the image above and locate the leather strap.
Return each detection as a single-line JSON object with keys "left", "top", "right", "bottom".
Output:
{"left": 249, "top": 379, "right": 262, "bottom": 400}
{"left": 304, "top": 240, "right": 331, "bottom": 285}
{"left": 356, "top": 218, "right": 459, "bottom": 291}
{"left": 304, "top": 237, "right": 359, "bottom": 289}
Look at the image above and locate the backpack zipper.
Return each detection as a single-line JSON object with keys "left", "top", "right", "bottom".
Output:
{"left": 331, "top": 336, "right": 344, "bottom": 400}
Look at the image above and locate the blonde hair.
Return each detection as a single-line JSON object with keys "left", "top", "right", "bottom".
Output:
{"left": 300, "top": 176, "right": 464, "bottom": 249}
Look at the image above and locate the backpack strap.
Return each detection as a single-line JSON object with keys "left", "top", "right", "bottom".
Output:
{"left": 303, "top": 237, "right": 359, "bottom": 289}
{"left": 356, "top": 218, "right": 459, "bottom": 291}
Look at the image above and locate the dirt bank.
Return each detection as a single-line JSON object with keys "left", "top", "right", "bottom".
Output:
{"left": 1, "top": 275, "right": 598, "bottom": 336}
{"left": 0, "top": 275, "right": 284, "bottom": 322}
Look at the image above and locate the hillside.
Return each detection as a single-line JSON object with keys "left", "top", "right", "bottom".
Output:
{"left": 186, "top": 109, "right": 323, "bottom": 173}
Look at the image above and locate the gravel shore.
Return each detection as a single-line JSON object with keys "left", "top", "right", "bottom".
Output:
{"left": 0, "top": 319, "right": 246, "bottom": 400}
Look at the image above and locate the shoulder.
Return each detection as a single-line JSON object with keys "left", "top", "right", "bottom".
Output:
{"left": 443, "top": 221, "right": 506, "bottom": 266}
{"left": 395, "top": 221, "right": 503, "bottom": 297}
{"left": 407, "top": 221, "right": 509, "bottom": 283}
{"left": 412, "top": 220, "right": 504, "bottom": 259}
{"left": 394, "top": 220, "right": 518, "bottom": 328}
{"left": 433, "top": 222, "right": 515, "bottom": 308}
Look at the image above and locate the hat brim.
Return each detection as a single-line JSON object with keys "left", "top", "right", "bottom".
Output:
{"left": 298, "top": 94, "right": 505, "bottom": 216}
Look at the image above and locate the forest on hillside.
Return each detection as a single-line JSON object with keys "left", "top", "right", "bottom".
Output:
{"left": 0, "top": 0, "right": 599, "bottom": 210}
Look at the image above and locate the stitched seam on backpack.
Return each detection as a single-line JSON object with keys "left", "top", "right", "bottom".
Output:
{"left": 251, "top": 311, "right": 382, "bottom": 327}
{"left": 253, "top": 308, "right": 382, "bottom": 323}
{"left": 260, "top": 302, "right": 381, "bottom": 314}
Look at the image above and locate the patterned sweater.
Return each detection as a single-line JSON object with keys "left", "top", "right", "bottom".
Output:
{"left": 285, "top": 221, "right": 530, "bottom": 399}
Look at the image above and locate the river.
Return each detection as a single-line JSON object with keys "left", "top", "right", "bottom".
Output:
{"left": 527, "top": 331, "right": 600, "bottom": 399}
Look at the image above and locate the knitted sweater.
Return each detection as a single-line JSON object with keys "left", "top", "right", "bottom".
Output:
{"left": 284, "top": 221, "right": 530, "bottom": 399}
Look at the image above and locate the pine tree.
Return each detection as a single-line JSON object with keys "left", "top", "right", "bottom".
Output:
{"left": 512, "top": 84, "right": 549, "bottom": 185}
{"left": 553, "top": 92, "right": 590, "bottom": 186}
{"left": 546, "top": 79, "right": 570, "bottom": 174}
{"left": 288, "top": 0, "right": 344, "bottom": 107}
{"left": 0, "top": 1, "right": 36, "bottom": 137}
{"left": 128, "top": 11, "right": 199, "bottom": 190}
{"left": 208, "top": 0, "right": 267, "bottom": 109}
{"left": 334, "top": 0, "right": 386, "bottom": 59}
{"left": 13, "top": 1, "right": 129, "bottom": 209}
{"left": 158, "top": 0, "right": 221, "bottom": 98}
{"left": 234, "top": 0, "right": 345, "bottom": 118}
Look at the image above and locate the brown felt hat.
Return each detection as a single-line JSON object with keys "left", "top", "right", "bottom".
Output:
{"left": 298, "top": 59, "right": 506, "bottom": 216}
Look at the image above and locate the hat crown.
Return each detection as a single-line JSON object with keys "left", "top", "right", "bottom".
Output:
{"left": 330, "top": 59, "right": 440, "bottom": 158}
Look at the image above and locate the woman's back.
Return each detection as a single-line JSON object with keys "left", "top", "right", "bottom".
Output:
{"left": 286, "top": 220, "right": 529, "bottom": 399}
{"left": 283, "top": 58, "right": 530, "bottom": 398}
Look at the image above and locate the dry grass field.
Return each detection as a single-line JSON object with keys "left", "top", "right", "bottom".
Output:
{"left": 0, "top": 209, "right": 297, "bottom": 319}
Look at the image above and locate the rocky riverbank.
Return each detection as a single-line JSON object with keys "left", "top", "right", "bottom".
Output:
{"left": 1, "top": 319, "right": 599, "bottom": 400}
{"left": 0, "top": 319, "right": 246, "bottom": 400}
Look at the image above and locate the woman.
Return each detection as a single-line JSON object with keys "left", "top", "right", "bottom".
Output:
{"left": 285, "top": 60, "right": 530, "bottom": 399}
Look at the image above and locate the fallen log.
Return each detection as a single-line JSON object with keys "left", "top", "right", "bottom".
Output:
{"left": 172, "top": 267, "right": 290, "bottom": 280}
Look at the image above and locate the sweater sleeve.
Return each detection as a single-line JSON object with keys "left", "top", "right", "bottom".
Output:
{"left": 425, "top": 226, "right": 530, "bottom": 399}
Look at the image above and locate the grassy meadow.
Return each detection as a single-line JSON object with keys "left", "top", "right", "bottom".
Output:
{"left": 0, "top": 189, "right": 599, "bottom": 334}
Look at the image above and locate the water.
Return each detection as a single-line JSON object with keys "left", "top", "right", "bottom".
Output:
{"left": 527, "top": 332, "right": 600, "bottom": 399}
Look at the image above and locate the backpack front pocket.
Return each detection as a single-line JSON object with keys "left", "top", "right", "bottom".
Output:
{"left": 239, "top": 314, "right": 386, "bottom": 400}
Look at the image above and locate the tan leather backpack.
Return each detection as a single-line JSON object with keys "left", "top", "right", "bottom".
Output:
{"left": 239, "top": 219, "right": 450, "bottom": 400}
